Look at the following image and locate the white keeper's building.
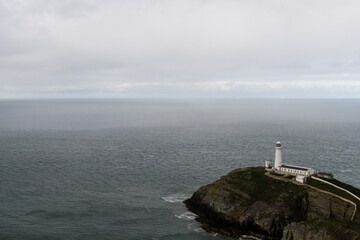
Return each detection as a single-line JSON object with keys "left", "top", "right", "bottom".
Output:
{"left": 279, "top": 164, "right": 315, "bottom": 177}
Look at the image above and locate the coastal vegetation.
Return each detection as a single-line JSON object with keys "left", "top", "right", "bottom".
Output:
{"left": 185, "top": 167, "right": 360, "bottom": 240}
{"left": 307, "top": 178, "right": 360, "bottom": 208}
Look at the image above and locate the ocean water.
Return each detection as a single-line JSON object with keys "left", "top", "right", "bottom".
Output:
{"left": 0, "top": 99, "right": 359, "bottom": 240}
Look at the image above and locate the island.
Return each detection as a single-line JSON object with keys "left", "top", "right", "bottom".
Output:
{"left": 184, "top": 142, "right": 360, "bottom": 240}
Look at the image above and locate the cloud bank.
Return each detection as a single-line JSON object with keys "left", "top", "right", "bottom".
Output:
{"left": 1, "top": 0, "right": 360, "bottom": 98}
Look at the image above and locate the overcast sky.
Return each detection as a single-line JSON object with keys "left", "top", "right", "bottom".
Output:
{"left": 1, "top": 0, "right": 360, "bottom": 99}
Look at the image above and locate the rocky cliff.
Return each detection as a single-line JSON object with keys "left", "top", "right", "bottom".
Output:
{"left": 184, "top": 167, "right": 360, "bottom": 240}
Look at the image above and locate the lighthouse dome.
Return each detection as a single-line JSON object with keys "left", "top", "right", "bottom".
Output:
{"left": 276, "top": 141, "right": 281, "bottom": 147}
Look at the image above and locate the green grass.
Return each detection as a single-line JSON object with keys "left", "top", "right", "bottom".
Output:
{"left": 219, "top": 167, "right": 307, "bottom": 205}
{"left": 307, "top": 178, "right": 360, "bottom": 207}
{"left": 268, "top": 171, "right": 293, "bottom": 179}
{"left": 224, "top": 168, "right": 360, "bottom": 207}
{"left": 318, "top": 177, "right": 360, "bottom": 198}
{"left": 269, "top": 172, "right": 284, "bottom": 177}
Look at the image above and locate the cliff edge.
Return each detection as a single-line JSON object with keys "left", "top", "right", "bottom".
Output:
{"left": 184, "top": 167, "right": 360, "bottom": 240}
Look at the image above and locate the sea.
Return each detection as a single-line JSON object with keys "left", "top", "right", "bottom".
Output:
{"left": 0, "top": 99, "right": 359, "bottom": 240}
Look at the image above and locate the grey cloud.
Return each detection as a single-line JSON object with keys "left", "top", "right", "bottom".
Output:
{"left": 0, "top": 0, "right": 360, "bottom": 98}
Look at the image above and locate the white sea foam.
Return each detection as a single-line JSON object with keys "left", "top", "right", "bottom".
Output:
{"left": 162, "top": 193, "right": 190, "bottom": 203}
{"left": 186, "top": 221, "right": 203, "bottom": 233}
{"left": 175, "top": 211, "right": 197, "bottom": 221}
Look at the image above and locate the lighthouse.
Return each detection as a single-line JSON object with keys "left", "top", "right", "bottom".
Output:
{"left": 267, "top": 141, "right": 315, "bottom": 180}
{"left": 274, "top": 141, "right": 282, "bottom": 170}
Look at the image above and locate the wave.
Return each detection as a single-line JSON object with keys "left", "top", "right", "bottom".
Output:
{"left": 186, "top": 221, "right": 203, "bottom": 234}
{"left": 162, "top": 193, "right": 191, "bottom": 203}
{"left": 175, "top": 211, "right": 197, "bottom": 221}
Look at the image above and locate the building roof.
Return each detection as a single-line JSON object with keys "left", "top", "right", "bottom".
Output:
{"left": 281, "top": 164, "right": 311, "bottom": 171}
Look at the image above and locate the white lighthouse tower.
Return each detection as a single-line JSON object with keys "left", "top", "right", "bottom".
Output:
{"left": 274, "top": 141, "right": 282, "bottom": 170}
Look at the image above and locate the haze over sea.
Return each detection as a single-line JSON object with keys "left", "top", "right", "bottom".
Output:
{"left": 1, "top": 99, "right": 360, "bottom": 240}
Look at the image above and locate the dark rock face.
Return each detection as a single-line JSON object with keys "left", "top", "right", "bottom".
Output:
{"left": 281, "top": 222, "right": 334, "bottom": 240}
{"left": 184, "top": 167, "right": 360, "bottom": 240}
{"left": 282, "top": 220, "right": 360, "bottom": 240}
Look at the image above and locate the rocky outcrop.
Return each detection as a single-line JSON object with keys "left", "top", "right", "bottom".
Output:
{"left": 184, "top": 167, "right": 360, "bottom": 240}
{"left": 306, "top": 188, "right": 356, "bottom": 221}
{"left": 281, "top": 222, "right": 334, "bottom": 240}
